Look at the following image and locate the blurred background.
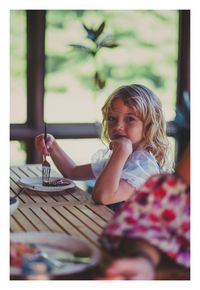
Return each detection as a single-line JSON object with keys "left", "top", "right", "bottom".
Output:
{"left": 10, "top": 10, "right": 190, "bottom": 189}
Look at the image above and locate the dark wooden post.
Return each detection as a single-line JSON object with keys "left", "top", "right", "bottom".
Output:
{"left": 26, "top": 10, "right": 46, "bottom": 163}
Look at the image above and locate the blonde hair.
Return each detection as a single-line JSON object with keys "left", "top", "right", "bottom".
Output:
{"left": 101, "top": 84, "right": 171, "bottom": 171}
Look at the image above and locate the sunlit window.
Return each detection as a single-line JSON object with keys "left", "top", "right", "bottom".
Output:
{"left": 45, "top": 10, "right": 178, "bottom": 123}
{"left": 10, "top": 10, "right": 179, "bottom": 166}
{"left": 10, "top": 141, "right": 26, "bottom": 165}
{"left": 10, "top": 10, "right": 27, "bottom": 124}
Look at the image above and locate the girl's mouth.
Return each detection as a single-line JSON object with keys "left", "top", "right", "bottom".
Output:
{"left": 113, "top": 134, "right": 126, "bottom": 139}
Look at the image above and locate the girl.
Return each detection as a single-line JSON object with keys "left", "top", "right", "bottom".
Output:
{"left": 35, "top": 84, "right": 171, "bottom": 209}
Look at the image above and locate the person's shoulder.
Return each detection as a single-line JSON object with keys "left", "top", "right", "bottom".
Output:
{"left": 131, "top": 149, "right": 156, "bottom": 161}
{"left": 129, "top": 150, "right": 159, "bottom": 171}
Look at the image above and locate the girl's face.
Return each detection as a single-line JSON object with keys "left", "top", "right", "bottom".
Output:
{"left": 107, "top": 98, "right": 144, "bottom": 149}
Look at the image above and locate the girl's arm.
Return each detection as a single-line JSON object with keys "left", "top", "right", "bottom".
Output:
{"left": 92, "top": 138, "right": 135, "bottom": 204}
{"left": 35, "top": 134, "right": 94, "bottom": 180}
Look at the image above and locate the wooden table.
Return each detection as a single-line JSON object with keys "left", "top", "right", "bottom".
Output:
{"left": 10, "top": 164, "right": 114, "bottom": 280}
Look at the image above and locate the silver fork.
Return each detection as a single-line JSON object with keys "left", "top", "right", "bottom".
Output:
{"left": 42, "top": 123, "right": 51, "bottom": 185}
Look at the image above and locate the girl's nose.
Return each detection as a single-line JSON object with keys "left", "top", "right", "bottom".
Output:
{"left": 115, "top": 120, "right": 124, "bottom": 131}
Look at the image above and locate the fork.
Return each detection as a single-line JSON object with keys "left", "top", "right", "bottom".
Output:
{"left": 42, "top": 123, "right": 51, "bottom": 185}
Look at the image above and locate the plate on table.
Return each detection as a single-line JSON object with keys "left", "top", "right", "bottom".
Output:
{"left": 17, "top": 176, "right": 75, "bottom": 192}
{"left": 10, "top": 232, "right": 101, "bottom": 277}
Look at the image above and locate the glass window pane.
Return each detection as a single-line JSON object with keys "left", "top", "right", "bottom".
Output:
{"left": 47, "top": 138, "right": 105, "bottom": 169}
{"left": 10, "top": 10, "right": 27, "bottom": 123}
{"left": 45, "top": 10, "right": 178, "bottom": 123}
{"left": 10, "top": 141, "right": 26, "bottom": 165}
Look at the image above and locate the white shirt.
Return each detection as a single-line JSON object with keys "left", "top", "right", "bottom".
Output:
{"left": 91, "top": 149, "right": 160, "bottom": 189}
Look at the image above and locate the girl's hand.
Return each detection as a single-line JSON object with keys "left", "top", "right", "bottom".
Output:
{"left": 35, "top": 134, "right": 55, "bottom": 156}
{"left": 109, "top": 137, "right": 132, "bottom": 157}
{"left": 102, "top": 257, "right": 155, "bottom": 280}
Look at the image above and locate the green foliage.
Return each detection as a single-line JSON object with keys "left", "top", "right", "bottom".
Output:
{"left": 48, "top": 85, "right": 67, "bottom": 94}
{"left": 110, "top": 63, "right": 165, "bottom": 88}
{"left": 19, "top": 142, "right": 26, "bottom": 153}
{"left": 69, "top": 21, "right": 119, "bottom": 92}
{"left": 11, "top": 10, "right": 178, "bottom": 118}
{"left": 65, "top": 11, "right": 178, "bottom": 100}
{"left": 10, "top": 11, "right": 26, "bottom": 78}
{"left": 46, "top": 55, "right": 68, "bottom": 73}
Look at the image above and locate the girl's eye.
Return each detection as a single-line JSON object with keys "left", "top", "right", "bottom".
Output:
{"left": 107, "top": 116, "right": 116, "bottom": 122}
{"left": 126, "top": 116, "right": 135, "bottom": 122}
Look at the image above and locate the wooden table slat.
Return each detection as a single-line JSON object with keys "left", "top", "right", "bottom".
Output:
{"left": 30, "top": 207, "right": 72, "bottom": 234}
{"left": 87, "top": 204, "right": 114, "bottom": 222}
{"left": 50, "top": 206, "right": 100, "bottom": 244}
{"left": 72, "top": 204, "right": 108, "bottom": 228}
{"left": 13, "top": 209, "right": 38, "bottom": 232}
{"left": 59, "top": 205, "right": 103, "bottom": 234}
{"left": 10, "top": 216, "right": 25, "bottom": 232}
{"left": 10, "top": 164, "right": 114, "bottom": 279}
{"left": 19, "top": 207, "right": 52, "bottom": 232}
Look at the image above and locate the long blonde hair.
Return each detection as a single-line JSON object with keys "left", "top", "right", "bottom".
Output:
{"left": 101, "top": 84, "right": 171, "bottom": 171}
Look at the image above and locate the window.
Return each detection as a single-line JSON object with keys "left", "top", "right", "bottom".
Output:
{"left": 45, "top": 10, "right": 178, "bottom": 124}
{"left": 10, "top": 10, "right": 26, "bottom": 124}
{"left": 10, "top": 10, "right": 189, "bottom": 166}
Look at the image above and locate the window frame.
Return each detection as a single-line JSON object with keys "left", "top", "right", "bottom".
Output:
{"left": 10, "top": 10, "right": 190, "bottom": 164}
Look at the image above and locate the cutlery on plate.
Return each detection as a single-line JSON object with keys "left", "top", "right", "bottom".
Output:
{"left": 39, "top": 250, "right": 91, "bottom": 265}
{"left": 25, "top": 251, "right": 92, "bottom": 270}
{"left": 42, "top": 123, "right": 51, "bottom": 185}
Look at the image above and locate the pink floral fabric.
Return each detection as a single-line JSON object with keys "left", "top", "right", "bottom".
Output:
{"left": 100, "top": 173, "right": 190, "bottom": 268}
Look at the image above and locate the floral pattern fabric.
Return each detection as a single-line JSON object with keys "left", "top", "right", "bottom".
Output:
{"left": 100, "top": 173, "right": 190, "bottom": 268}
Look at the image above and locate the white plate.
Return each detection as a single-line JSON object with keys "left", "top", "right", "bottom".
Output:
{"left": 18, "top": 176, "right": 76, "bottom": 192}
{"left": 10, "top": 232, "right": 101, "bottom": 277}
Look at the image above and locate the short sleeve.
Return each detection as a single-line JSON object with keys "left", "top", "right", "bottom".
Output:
{"left": 121, "top": 150, "right": 160, "bottom": 189}
{"left": 91, "top": 149, "right": 111, "bottom": 178}
{"left": 91, "top": 149, "right": 159, "bottom": 188}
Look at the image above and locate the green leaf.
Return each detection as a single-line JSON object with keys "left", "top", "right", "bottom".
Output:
{"left": 95, "top": 21, "right": 105, "bottom": 40}
{"left": 69, "top": 44, "right": 95, "bottom": 56}
{"left": 98, "top": 40, "right": 118, "bottom": 49}
{"left": 82, "top": 21, "right": 105, "bottom": 42}
{"left": 94, "top": 72, "right": 106, "bottom": 89}
{"left": 97, "top": 35, "right": 118, "bottom": 49}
